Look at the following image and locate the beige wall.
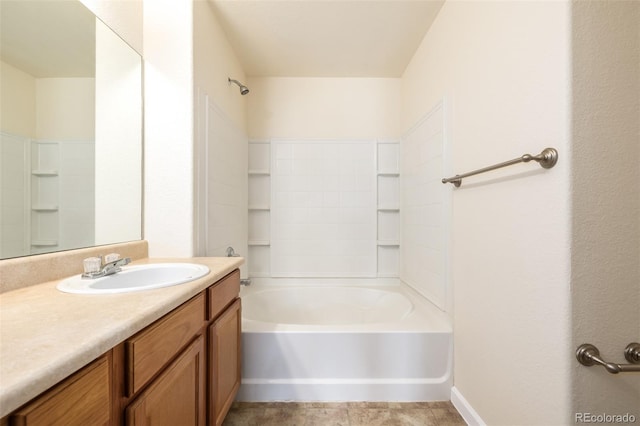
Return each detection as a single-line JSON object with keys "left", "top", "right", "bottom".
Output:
{"left": 194, "top": 1, "right": 247, "bottom": 132}
{"left": 143, "top": 0, "right": 195, "bottom": 257}
{"left": 35, "top": 78, "right": 95, "bottom": 141}
{"left": 0, "top": 72, "right": 94, "bottom": 140}
{"left": 402, "top": 1, "right": 572, "bottom": 424}
{"left": 247, "top": 77, "right": 401, "bottom": 140}
{"left": 571, "top": 0, "right": 640, "bottom": 420}
{"left": 1, "top": 61, "right": 36, "bottom": 138}
{"left": 144, "top": 0, "right": 252, "bottom": 257}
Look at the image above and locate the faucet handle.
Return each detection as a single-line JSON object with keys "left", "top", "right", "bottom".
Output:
{"left": 104, "top": 253, "right": 121, "bottom": 263}
{"left": 83, "top": 257, "right": 102, "bottom": 274}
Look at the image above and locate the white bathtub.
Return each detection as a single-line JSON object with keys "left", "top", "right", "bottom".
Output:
{"left": 236, "top": 279, "right": 452, "bottom": 402}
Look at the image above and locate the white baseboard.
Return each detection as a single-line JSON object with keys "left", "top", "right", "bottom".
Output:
{"left": 451, "top": 386, "right": 486, "bottom": 426}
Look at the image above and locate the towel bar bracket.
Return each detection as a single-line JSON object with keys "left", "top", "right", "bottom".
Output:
{"left": 528, "top": 147, "right": 558, "bottom": 169}
{"left": 624, "top": 342, "right": 640, "bottom": 363}
{"left": 576, "top": 343, "right": 640, "bottom": 374}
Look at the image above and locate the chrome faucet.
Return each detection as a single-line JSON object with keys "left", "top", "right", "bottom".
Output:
{"left": 82, "top": 256, "right": 131, "bottom": 279}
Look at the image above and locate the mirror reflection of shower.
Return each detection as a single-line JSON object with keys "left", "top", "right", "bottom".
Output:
{"left": 228, "top": 77, "right": 249, "bottom": 95}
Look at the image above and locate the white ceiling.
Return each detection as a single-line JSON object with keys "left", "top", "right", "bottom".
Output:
{"left": 210, "top": 0, "right": 445, "bottom": 78}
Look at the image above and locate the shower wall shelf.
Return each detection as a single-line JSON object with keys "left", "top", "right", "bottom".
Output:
{"left": 31, "top": 206, "right": 59, "bottom": 212}
{"left": 31, "top": 170, "right": 58, "bottom": 177}
{"left": 376, "top": 141, "right": 400, "bottom": 278}
{"left": 31, "top": 240, "right": 58, "bottom": 247}
{"left": 248, "top": 141, "right": 272, "bottom": 277}
{"left": 31, "top": 141, "right": 60, "bottom": 254}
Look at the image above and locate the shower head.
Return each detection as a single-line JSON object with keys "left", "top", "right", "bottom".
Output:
{"left": 228, "top": 78, "right": 250, "bottom": 95}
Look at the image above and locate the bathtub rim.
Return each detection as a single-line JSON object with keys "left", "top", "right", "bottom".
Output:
{"left": 239, "top": 278, "right": 452, "bottom": 333}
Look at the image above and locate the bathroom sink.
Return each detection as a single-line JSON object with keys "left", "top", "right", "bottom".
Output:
{"left": 57, "top": 263, "right": 210, "bottom": 294}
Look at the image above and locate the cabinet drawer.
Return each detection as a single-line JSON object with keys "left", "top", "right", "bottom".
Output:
{"left": 126, "top": 293, "right": 205, "bottom": 396}
{"left": 208, "top": 270, "right": 240, "bottom": 321}
{"left": 10, "top": 355, "right": 111, "bottom": 426}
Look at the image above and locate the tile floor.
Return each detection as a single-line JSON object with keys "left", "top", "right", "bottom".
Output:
{"left": 223, "top": 401, "right": 466, "bottom": 426}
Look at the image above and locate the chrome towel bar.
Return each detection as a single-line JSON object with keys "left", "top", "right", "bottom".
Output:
{"left": 576, "top": 343, "right": 640, "bottom": 374}
{"left": 442, "top": 147, "right": 558, "bottom": 187}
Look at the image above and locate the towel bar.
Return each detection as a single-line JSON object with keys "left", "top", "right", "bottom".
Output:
{"left": 442, "top": 147, "right": 558, "bottom": 187}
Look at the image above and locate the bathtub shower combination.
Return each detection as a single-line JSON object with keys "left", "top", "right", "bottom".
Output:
{"left": 241, "top": 134, "right": 451, "bottom": 401}
{"left": 237, "top": 279, "right": 452, "bottom": 402}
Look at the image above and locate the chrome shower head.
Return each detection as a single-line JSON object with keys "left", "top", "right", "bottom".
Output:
{"left": 228, "top": 78, "right": 249, "bottom": 96}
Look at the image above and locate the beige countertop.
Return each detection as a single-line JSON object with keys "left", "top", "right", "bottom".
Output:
{"left": 0, "top": 256, "right": 243, "bottom": 418}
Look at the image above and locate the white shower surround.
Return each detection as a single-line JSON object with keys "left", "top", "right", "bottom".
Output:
{"left": 237, "top": 279, "right": 452, "bottom": 402}
{"left": 270, "top": 140, "right": 377, "bottom": 277}
{"left": 248, "top": 138, "right": 401, "bottom": 279}
{"left": 400, "top": 101, "right": 451, "bottom": 311}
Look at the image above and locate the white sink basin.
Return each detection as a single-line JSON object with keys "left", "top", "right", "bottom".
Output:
{"left": 57, "top": 263, "right": 210, "bottom": 294}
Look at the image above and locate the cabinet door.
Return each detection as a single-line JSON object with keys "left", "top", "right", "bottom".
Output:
{"left": 126, "top": 293, "right": 205, "bottom": 396}
{"left": 209, "top": 299, "right": 241, "bottom": 426}
{"left": 10, "top": 355, "right": 111, "bottom": 426}
{"left": 126, "top": 336, "right": 205, "bottom": 426}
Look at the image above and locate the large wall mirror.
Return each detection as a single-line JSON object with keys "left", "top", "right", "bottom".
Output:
{"left": 0, "top": 0, "right": 142, "bottom": 259}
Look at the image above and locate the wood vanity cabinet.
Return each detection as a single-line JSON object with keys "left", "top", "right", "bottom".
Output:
{"left": 8, "top": 355, "right": 112, "bottom": 426}
{"left": 122, "top": 269, "right": 241, "bottom": 426}
{"left": 3, "top": 268, "right": 241, "bottom": 426}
